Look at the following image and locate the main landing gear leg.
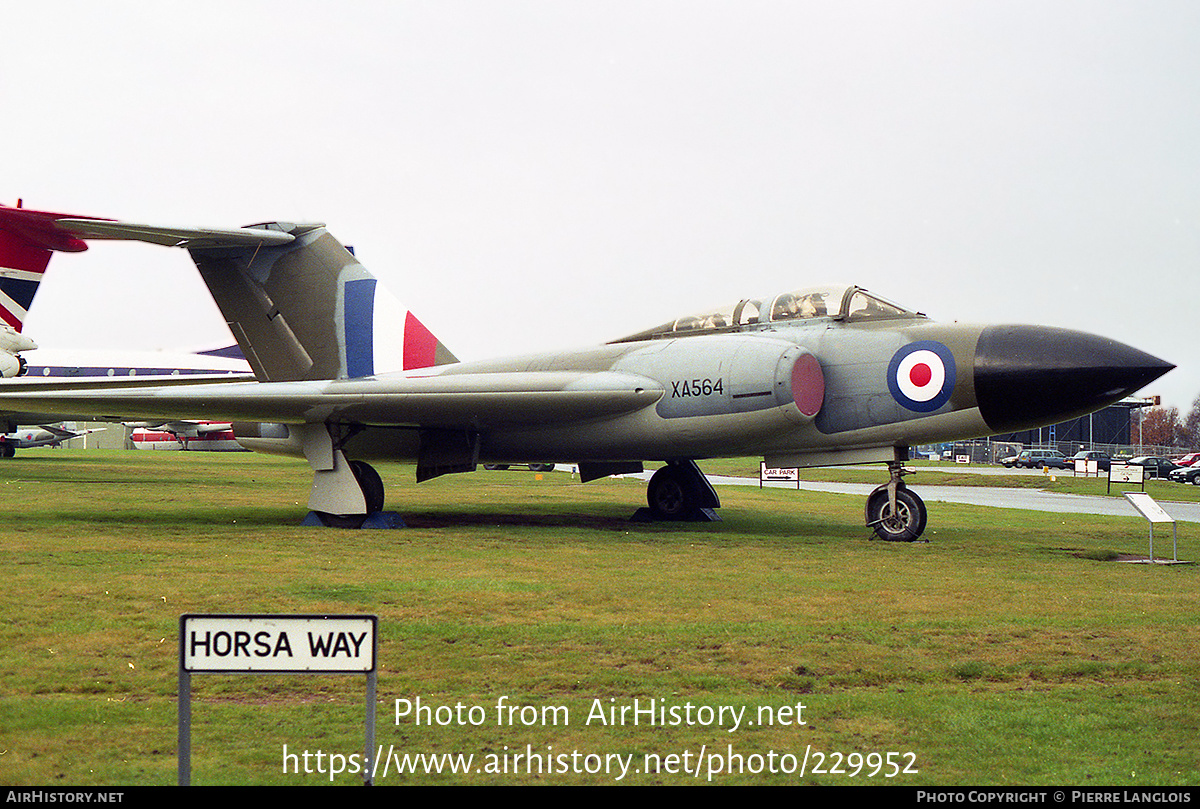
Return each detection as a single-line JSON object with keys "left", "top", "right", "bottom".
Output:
{"left": 635, "top": 460, "right": 722, "bottom": 522}
{"left": 864, "top": 461, "right": 927, "bottom": 542}
{"left": 298, "top": 423, "right": 405, "bottom": 529}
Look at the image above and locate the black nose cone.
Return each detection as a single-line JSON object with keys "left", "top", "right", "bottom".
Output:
{"left": 975, "top": 325, "right": 1174, "bottom": 434}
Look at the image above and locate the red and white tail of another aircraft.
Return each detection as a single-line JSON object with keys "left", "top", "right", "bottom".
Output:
{"left": 0, "top": 201, "right": 83, "bottom": 333}
{"left": 0, "top": 202, "right": 48, "bottom": 376}
{"left": 127, "top": 421, "right": 243, "bottom": 451}
{"left": 0, "top": 201, "right": 252, "bottom": 380}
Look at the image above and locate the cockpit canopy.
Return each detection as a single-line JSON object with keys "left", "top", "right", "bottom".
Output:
{"left": 611, "top": 285, "right": 924, "bottom": 343}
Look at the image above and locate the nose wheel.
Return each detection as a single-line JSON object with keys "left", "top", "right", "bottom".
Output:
{"left": 865, "top": 462, "right": 927, "bottom": 542}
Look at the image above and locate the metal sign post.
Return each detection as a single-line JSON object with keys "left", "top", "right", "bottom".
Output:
{"left": 178, "top": 614, "right": 378, "bottom": 786}
{"left": 1122, "top": 493, "right": 1191, "bottom": 565}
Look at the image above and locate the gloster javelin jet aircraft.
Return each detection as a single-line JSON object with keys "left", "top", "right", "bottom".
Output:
{"left": 0, "top": 204, "right": 1172, "bottom": 540}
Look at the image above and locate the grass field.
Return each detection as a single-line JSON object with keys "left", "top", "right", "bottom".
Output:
{"left": 0, "top": 450, "right": 1196, "bottom": 785}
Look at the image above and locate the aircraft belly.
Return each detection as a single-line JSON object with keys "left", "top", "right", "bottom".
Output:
{"left": 235, "top": 393, "right": 990, "bottom": 467}
{"left": 236, "top": 425, "right": 427, "bottom": 462}
{"left": 239, "top": 406, "right": 816, "bottom": 465}
{"left": 760, "top": 407, "right": 993, "bottom": 463}
{"left": 482, "top": 406, "right": 808, "bottom": 462}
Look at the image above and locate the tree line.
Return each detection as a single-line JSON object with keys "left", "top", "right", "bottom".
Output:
{"left": 1130, "top": 394, "right": 1200, "bottom": 449}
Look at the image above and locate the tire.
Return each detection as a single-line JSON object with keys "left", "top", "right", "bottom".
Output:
{"left": 349, "top": 460, "right": 385, "bottom": 514}
{"left": 647, "top": 465, "right": 697, "bottom": 520}
{"left": 865, "top": 486, "right": 927, "bottom": 542}
{"left": 1191, "top": 475, "right": 1200, "bottom": 486}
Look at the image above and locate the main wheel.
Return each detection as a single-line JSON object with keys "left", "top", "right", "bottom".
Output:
{"left": 647, "top": 465, "right": 697, "bottom": 520}
{"left": 349, "top": 460, "right": 385, "bottom": 514}
{"left": 865, "top": 486, "right": 927, "bottom": 542}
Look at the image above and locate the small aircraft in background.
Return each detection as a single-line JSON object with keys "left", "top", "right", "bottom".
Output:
{"left": 0, "top": 203, "right": 1173, "bottom": 540}
{"left": 127, "top": 421, "right": 243, "bottom": 451}
{"left": 0, "top": 422, "right": 105, "bottom": 457}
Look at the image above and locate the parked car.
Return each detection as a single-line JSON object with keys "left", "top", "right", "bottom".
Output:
{"left": 1124, "top": 456, "right": 1180, "bottom": 479}
{"left": 1171, "top": 452, "right": 1200, "bottom": 468}
{"left": 1069, "top": 451, "right": 1112, "bottom": 472}
{"left": 1001, "top": 449, "right": 1069, "bottom": 469}
{"left": 1168, "top": 464, "right": 1200, "bottom": 485}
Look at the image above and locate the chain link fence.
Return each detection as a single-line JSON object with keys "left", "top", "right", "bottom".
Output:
{"left": 930, "top": 439, "right": 1195, "bottom": 465}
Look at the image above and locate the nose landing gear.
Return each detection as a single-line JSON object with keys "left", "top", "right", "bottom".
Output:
{"left": 865, "top": 461, "right": 927, "bottom": 542}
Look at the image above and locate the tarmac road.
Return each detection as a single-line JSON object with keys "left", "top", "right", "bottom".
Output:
{"left": 703, "top": 472, "right": 1200, "bottom": 524}
{"left": 598, "top": 464, "right": 1200, "bottom": 524}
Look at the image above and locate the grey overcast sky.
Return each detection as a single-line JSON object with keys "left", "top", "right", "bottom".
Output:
{"left": 3, "top": 1, "right": 1197, "bottom": 411}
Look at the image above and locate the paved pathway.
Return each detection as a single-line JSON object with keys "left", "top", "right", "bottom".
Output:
{"left": 701, "top": 474, "right": 1200, "bottom": 524}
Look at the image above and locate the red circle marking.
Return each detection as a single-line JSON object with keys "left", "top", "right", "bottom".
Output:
{"left": 790, "top": 352, "right": 824, "bottom": 417}
{"left": 909, "top": 363, "right": 932, "bottom": 388}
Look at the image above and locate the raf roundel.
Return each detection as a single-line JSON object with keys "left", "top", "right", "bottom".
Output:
{"left": 887, "top": 340, "right": 956, "bottom": 413}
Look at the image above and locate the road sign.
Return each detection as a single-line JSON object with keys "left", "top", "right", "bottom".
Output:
{"left": 178, "top": 614, "right": 378, "bottom": 785}
{"left": 181, "top": 614, "right": 377, "bottom": 673}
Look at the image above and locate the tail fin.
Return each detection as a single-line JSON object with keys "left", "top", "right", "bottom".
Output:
{"left": 0, "top": 202, "right": 95, "bottom": 332}
{"left": 187, "top": 223, "right": 458, "bottom": 381}
{"left": 5, "top": 211, "right": 458, "bottom": 382}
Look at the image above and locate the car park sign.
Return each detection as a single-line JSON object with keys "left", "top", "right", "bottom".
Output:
{"left": 1109, "top": 463, "right": 1144, "bottom": 484}
{"left": 1109, "top": 462, "right": 1145, "bottom": 493}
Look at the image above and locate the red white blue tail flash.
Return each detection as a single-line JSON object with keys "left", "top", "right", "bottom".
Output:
{"left": 341, "top": 275, "right": 453, "bottom": 376}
